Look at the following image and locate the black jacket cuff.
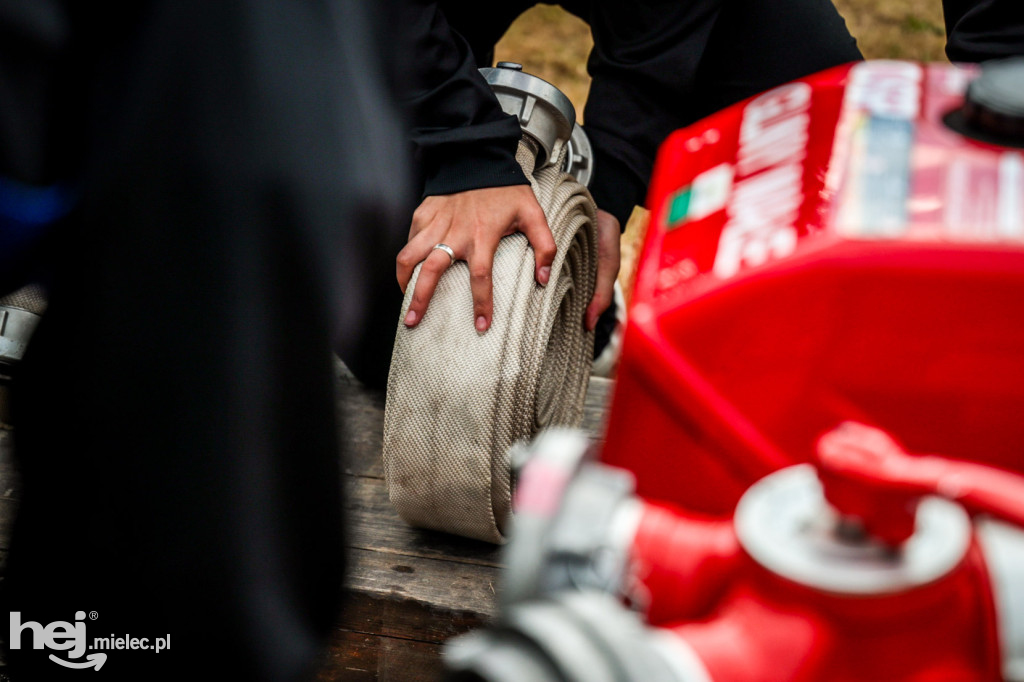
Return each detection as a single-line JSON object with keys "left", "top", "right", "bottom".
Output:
{"left": 421, "top": 137, "right": 529, "bottom": 197}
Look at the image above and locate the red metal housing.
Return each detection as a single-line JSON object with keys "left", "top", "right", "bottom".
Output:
{"left": 603, "top": 62, "right": 1024, "bottom": 515}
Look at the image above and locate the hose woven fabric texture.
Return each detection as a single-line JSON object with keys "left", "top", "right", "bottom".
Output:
{"left": 0, "top": 285, "right": 48, "bottom": 316}
{"left": 383, "top": 138, "right": 598, "bottom": 543}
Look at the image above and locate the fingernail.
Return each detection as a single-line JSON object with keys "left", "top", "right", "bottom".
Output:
{"left": 404, "top": 310, "right": 418, "bottom": 326}
{"left": 476, "top": 316, "right": 488, "bottom": 332}
{"left": 538, "top": 266, "right": 550, "bottom": 285}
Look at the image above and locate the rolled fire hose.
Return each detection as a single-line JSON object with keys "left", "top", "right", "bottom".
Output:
{"left": 383, "top": 65, "right": 598, "bottom": 543}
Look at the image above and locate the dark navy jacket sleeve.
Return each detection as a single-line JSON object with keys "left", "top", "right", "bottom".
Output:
{"left": 402, "top": 0, "right": 528, "bottom": 197}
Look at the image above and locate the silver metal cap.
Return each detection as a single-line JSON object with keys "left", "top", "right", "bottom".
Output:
{"left": 563, "top": 123, "right": 594, "bottom": 188}
{"left": 735, "top": 465, "right": 971, "bottom": 595}
{"left": 481, "top": 65, "right": 576, "bottom": 169}
{"left": 0, "top": 286, "right": 47, "bottom": 370}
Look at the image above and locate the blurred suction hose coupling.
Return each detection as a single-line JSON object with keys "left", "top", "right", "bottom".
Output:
{"left": 503, "top": 428, "right": 643, "bottom": 608}
{"left": 0, "top": 286, "right": 47, "bottom": 374}
{"left": 444, "top": 591, "right": 710, "bottom": 682}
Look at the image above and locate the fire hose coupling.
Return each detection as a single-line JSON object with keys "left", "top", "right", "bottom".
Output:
{"left": 0, "top": 286, "right": 48, "bottom": 374}
{"left": 443, "top": 591, "right": 710, "bottom": 682}
{"left": 480, "top": 62, "right": 594, "bottom": 186}
{"left": 504, "top": 429, "right": 643, "bottom": 608}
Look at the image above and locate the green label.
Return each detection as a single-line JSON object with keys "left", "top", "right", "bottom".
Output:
{"left": 666, "top": 187, "right": 692, "bottom": 228}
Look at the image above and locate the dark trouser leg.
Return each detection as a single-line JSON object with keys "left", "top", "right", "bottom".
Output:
{"left": 3, "top": 1, "right": 408, "bottom": 679}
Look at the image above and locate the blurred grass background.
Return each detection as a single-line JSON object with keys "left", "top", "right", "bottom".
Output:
{"left": 493, "top": 1, "right": 949, "bottom": 295}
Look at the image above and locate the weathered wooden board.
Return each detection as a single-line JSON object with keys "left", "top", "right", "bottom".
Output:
{"left": 338, "top": 384, "right": 388, "bottom": 480}
{"left": 315, "top": 629, "right": 442, "bottom": 682}
{"left": 342, "top": 547, "right": 498, "bottom": 642}
{"left": 345, "top": 476, "right": 502, "bottom": 568}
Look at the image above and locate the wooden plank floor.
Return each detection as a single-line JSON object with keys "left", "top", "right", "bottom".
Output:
{"left": 322, "top": 375, "right": 613, "bottom": 680}
{"left": 0, "top": 373, "right": 614, "bottom": 681}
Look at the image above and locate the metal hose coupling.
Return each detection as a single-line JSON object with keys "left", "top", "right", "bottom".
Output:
{"left": 0, "top": 286, "right": 47, "bottom": 377}
{"left": 503, "top": 429, "right": 642, "bottom": 608}
{"left": 481, "top": 62, "right": 594, "bottom": 187}
{"left": 443, "top": 590, "right": 710, "bottom": 682}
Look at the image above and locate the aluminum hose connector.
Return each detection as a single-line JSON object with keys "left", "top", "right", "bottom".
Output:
{"left": 0, "top": 285, "right": 47, "bottom": 375}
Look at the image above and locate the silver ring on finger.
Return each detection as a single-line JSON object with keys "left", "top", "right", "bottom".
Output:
{"left": 432, "top": 243, "right": 456, "bottom": 267}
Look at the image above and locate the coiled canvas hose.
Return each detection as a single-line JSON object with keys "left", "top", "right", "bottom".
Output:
{"left": 383, "top": 138, "right": 597, "bottom": 543}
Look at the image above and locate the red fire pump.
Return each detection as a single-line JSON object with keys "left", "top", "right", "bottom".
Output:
{"left": 444, "top": 58, "right": 1024, "bottom": 682}
{"left": 604, "top": 58, "right": 1024, "bottom": 515}
{"left": 446, "top": 425, "right": 1024, "bottom": 681}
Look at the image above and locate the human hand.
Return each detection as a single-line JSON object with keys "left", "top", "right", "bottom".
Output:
{"left": 396, "top": 185, "right": 556, "bottom": 332}
{"left": 585, "top": 209, "right": 621, "bottom": 331}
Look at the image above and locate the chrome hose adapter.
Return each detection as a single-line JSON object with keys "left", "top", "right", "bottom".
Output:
{"left": 444, "top": 591, "right": 702, "bottom": 682}
{"left": 480, "top": 62, "right": 594, "bottom": 187}
{"left": 0, "top": 286, "right": 47, "bottom": 379}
